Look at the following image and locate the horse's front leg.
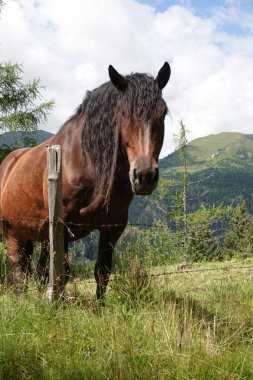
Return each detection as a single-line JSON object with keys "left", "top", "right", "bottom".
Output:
{"left": 95, "top": 224, "right": 126, "bottom": 300}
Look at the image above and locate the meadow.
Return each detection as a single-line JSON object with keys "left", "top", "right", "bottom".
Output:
{"left": 1, "top": 257, "right": 253, "bottom": 380}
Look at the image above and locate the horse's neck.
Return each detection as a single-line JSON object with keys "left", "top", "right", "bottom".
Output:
{"left": 52, "top": 120, "right": 86, "bottom": 174}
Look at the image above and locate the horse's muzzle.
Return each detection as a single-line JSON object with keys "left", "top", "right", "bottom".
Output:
{"left": 130, "top": 166, "right": 159, "bottom": 195}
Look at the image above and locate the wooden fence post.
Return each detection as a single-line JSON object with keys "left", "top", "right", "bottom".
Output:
{"left": 46, "top": 145, "right": 65, "bottom": 301}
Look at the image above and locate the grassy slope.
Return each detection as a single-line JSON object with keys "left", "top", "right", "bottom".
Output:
{"left": 1, "top": 260, "right": 253, "bottom": 379}
{"left": 160, "top": 132, "right": 253, "bottom": 173}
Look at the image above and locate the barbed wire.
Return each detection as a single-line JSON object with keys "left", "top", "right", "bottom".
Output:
{"left": 0, "top": 216, "right": 161, "bottom": 228}
{"left": 1, "top": 211, "right": 252, "bottom": 253}
{"left": 1, "top": 212, "right": 251, "bottom": 230}
{"left": 69, "top": 263, "right": 253, "bottom": 285}
{"left": 0, "top": 262, "right": 252, "bottom": 294}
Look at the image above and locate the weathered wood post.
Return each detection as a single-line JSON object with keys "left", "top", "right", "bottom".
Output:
{"left": 46, "top": 145, "right": 65, "bottom": 301}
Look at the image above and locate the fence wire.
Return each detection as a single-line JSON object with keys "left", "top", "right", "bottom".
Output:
{"left": 1, "top": 263, "right": 252, "bottom": 296}
{"left": 1, "top": 212, "right": 253, "bottom": 297}
{"left": 69, "top": 263, "right": 253, "bottom": 285}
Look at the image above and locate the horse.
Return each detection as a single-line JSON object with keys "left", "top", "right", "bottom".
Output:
{"left": 0, "top": 62, "right": 171, "bottom": 298}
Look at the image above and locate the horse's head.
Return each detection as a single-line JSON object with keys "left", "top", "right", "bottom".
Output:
{"left": 109, "top": 62, "right": 171, "bottom": 195}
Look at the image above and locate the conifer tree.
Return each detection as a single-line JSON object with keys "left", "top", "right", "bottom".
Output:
{"left": 0, "top": 63, "right": 54, "bottom": 134}
{"left": 0, "top": 2, "right": 54, "bottom": 147}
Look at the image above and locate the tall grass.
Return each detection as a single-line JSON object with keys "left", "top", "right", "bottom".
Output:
{"left": 1, "top": 257, "right": 253, "bottom": 379}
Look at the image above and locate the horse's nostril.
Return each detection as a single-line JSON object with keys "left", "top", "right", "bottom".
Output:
{"left": 133, "top": 168, "right": 142, "bottom": 185}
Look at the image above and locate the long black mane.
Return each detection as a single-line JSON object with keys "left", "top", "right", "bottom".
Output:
{"left": 69, "top": 73, "right": 167, "bottom": 211}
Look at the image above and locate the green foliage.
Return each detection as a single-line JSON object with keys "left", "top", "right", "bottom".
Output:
{"left": 69, "top": 232, "right": 99, "bottom": 263}
{"left": 184, "top": 204, "right": 230, "bottom": 261}
{"left": 112, "top": 250, "right": 154, "bottom": 309}
{"left": 173, "top": 120, "right": 189, "bottom": 230}
{"left": 116, "top": 222, "right": 180, "bottom": 268}
{"left": 225, "top": 199, "right": 253, "bottom": 256}
{"left": 72, "top": 259, "right": 95, "bottom": 280}
{"left": 0, "top": 63, "right": 54, "bottom": 133}
{"left": 0, "top": 135, "right": 37, "bottom": 162}
{"left": 0, "top": 242, "right": 8, "bottom": 284}
{"left": 174, "top": 119, "right": 189, "bottom": 169}
{"left": 0, "top": 143, "right": 14, "bottom": 163}
{"left": 126, "top": 198, "right": 253, "bottom": 265}
{"left": 151, "top": 177, "right": 182, "bottom": 223}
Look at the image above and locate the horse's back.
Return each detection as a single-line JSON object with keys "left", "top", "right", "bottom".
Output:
{"left": 0, "top": 145, "right": 48, "bottom": 238}
{"left": 0, "top": 147, "right": 31, "bottom": 200}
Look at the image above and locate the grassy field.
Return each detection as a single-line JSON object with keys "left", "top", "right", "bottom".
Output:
{"left": 1, "top": 259, "right": 253, "bottom": 379}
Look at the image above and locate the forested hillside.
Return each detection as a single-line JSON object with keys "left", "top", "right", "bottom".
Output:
{"left": 0, "top": 130, "right": 53, "bottom": 147}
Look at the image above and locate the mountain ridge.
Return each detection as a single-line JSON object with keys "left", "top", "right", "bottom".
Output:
{"left": 160, "top": 132, "right": 253, "bottom": 172}
{"left": 0, "top": 130, "right": 54, "bottom": 147}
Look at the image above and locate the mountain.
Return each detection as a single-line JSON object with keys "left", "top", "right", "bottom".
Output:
{"left": 0, "top": 130, "right": 53, "bottom": 147}
{"left": 129, "top": 132, "right": 253, "bottom": 223}
{"left": 160, "top": 132, "right": 253, "bottom": 173}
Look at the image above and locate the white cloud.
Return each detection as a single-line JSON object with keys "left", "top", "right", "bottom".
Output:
{"left": 0, "top": 0, "right": 253, "bottom": 157}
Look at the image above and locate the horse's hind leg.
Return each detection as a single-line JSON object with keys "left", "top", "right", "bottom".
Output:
{"left": 7, "top": 232, "right": 32, "bottom": 294}
{"left": 36, "top": 241, "right": 49, "bottom": 288}
{"left": 36, "top": 239, "right": 70, "bottom": 289}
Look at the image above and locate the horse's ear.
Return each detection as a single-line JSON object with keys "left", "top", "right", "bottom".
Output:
{"left": 108, "top": 65, "right": 128, "bottom": 92}
{"left": 156, "top": 62, "right": 171, "bottom": 90}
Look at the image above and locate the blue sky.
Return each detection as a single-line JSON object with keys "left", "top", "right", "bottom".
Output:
{"left": 139, "top": 0, "right": 253, "bottom": 35}
{"left": 1, "top": 0, "right": 253, "bottom": 156}
{"left": 138, "top": 0, "right": 253, "bottom": 14}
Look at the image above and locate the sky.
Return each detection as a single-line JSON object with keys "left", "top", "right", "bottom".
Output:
{"left": 0, "top": 0, "right": 253, "bottom": 157}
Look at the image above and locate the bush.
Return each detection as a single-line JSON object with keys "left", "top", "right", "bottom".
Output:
{"left": 112, "top": 248, "right": 155, "bottom": 308}
{"left": 116, "top": 221, "right": 182, "bottom": 268}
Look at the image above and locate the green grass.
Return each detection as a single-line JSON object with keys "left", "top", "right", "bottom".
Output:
{"left": 1, "top": 260, "right": 253, "bottom": 379}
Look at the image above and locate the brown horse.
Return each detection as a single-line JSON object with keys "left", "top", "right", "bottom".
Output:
{"left": 0, "top": 62, "right": 171, "bottom": 297}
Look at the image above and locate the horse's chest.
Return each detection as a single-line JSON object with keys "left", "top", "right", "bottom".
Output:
{"left": 63, "top": 182, "right": 91, "bottom": 211}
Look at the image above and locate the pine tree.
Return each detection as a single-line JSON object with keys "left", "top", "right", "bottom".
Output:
{"left": 0, "top": 1, "right": 54, "bottom": 146}
{"left": 0, "top": 63, "right": 54, "bottom": 134}
{"left": 173, "top": 120, "right": 189, "bottom": 243}
{"left": 225, "top": 199, "right": 253, "bottom": 255}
